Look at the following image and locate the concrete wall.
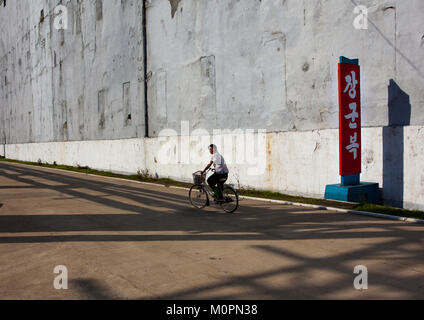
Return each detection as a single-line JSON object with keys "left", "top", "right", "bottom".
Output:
{"left": 3, "top": 126, "right": 424, "bottom": 211}
{"left": 0, "top": 0, "right": 146, "bottom": 144}
{"left": 1, "top": 0, "right": 424, "bottom": 210}
{"left": 147, "top": 0, "right": 424, "bottom": 134}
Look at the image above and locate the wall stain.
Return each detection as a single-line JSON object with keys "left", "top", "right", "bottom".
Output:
{"left": 168, "top": 0, "right": 182, "bottom": 19}
{"left": 265, "top": 134, "right": 273, "bottom": 188}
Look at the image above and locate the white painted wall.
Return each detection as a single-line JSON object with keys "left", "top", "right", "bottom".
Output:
{"left": 147, "top": 0, "right": 424, "bottom": 134}
{"left": 5, "top": 138, "right": 146, "bottom": 175}
{"left": 0, "top": 0, "right": 146, "bottom": 144}
{"left": 5, "top": 125, "right": 424, "bottom": 211}
{"left": 1, "top": 0, "right": 423, "bottom": 210}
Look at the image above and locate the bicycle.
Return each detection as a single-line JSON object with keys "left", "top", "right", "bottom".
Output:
{"left": 189, "top": 168, "right": 239, "bottom": 213}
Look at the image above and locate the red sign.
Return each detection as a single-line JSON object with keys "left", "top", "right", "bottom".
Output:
{"left": 338, "top": 62, "right": 361, "bottom": 176}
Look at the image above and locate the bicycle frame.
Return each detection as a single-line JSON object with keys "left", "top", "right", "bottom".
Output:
{"left": 202, "top": 168, "right": 227, "bottom": 198}
{"left": 190, "top": 168, "right": 239, "bottom": 213}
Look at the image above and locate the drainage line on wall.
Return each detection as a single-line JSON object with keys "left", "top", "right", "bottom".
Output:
{"left": 2, "top": 133, "right": 5, "bottom": 158}
{"left": 142, "top": 0, "right": 149, "bottom": 138}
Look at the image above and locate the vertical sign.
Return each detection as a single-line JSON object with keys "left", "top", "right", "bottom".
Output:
{"left": 338, "top": 58, "right": 361, "bottom": 176}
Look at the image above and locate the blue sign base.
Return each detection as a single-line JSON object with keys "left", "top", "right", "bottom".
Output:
{"left": 325, "top": 182, "right": 380, "bottom": 203}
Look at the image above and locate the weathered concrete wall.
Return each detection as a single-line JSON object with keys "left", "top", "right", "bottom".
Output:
{"left": 0, "top": 0, "right": 146, "bottom": 144}
{"left": 4, "top": 126, "right": 424, "bottom": 210}
{"left": 1, "top": 0, "right": 423, "bottom": 209}
{"left": 147, "top": 0, "right": 424, "bottom": 134}
{"left": 3, "top": 0, "right": 423, "bottom": 138}
{"left": 3, "top": 138, "right": 147, "bottom": 174}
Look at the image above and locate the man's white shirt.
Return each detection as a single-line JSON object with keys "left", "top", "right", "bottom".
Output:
{"left": 211, "top": 152, "right": 229, "bottom": 174}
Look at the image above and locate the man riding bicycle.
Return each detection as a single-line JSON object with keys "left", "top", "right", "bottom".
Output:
{"left": 202, "top": 144, "right": 229, "bottom": 201}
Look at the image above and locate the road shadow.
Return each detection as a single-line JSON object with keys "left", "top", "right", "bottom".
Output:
{"left": 156, "top": 241, "right": 424, "bottom": 299}
{"left": 71, "top": 279, "right": 118, "bottom": 300}
{"left": 0, "top": 162, "right": 423, "bottom": 299}
{"left": 0, "top": 161, "right": 422, "bottom": 241}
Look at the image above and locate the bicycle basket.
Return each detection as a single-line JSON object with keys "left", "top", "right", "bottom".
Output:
{"left": 192, "top": 171, "right": 205, "bottom": 185}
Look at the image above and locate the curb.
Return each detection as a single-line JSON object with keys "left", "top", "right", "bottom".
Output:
{"left": 238, "top": 195, "right": 424, "bottom": 225}
{"left": 2, "top": 160, "right": 423, "bottom": 225}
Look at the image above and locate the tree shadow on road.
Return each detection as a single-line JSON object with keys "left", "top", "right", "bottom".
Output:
{"left": 0, "top": 162, "right": 423, "bottom": 299}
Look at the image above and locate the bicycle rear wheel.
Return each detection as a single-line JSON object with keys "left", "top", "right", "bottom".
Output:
{"left": 220, "top": 186, "right": 239, "bottom": 213}
{"left": 189, "top": 185, "right": 208, "bottom": 209}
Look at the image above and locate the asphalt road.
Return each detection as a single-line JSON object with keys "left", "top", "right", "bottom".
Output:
{"left": 0, "top": 161, "right": 423, "bottom": 299}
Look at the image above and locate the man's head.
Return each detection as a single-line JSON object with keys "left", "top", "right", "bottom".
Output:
{"left": 208, "top": 144, "right": 217, "bottom": 155}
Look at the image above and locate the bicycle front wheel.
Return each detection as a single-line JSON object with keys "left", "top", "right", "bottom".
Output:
{"left": 189, "top": 185, "right": 208, "bottom": 209}
{"left": 220, "top": 186, "right": 239, "bottom": 213}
